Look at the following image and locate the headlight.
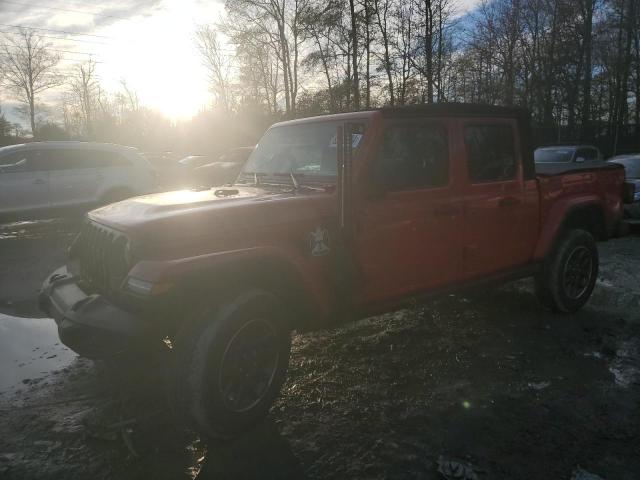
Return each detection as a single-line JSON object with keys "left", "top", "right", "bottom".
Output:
{"left": 125, "top": 276, "right": 172, "bottom": 295}
{"left": 125, "top": 277, "right": 154, "bottom": 295}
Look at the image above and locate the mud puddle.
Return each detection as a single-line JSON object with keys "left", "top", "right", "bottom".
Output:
{"left": 0, "top": 313, "right": 77, "bottom": 395}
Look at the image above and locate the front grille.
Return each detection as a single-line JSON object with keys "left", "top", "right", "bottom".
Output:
{"left": 73, "top": 220, "right": 130, "bottom": 294}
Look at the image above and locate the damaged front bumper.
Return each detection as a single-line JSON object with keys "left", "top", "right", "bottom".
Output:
{"left": 39, "top": 266, "right": 150, "bottom": 358}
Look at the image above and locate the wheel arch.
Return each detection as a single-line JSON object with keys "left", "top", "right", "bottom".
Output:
{"left": 135, "top": 248, "right": 332, "bottom": 334}
{"left": 534, "top": 198, "right": 606, "bottom": 261}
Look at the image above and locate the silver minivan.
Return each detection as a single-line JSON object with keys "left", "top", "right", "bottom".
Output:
{"left": 0, "top": 142, "right": 157, "bottom": 219}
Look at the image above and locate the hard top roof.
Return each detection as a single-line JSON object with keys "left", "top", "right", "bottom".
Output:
{"left": 272, "top": 103, "right": 529, "bottom": 128}
{"left": 379, "top": 102, "right": 529, "bottom": 118}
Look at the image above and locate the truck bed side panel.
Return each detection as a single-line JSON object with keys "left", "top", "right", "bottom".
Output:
{"left": 534, "top": 167, "right": 624, "bottom": 260}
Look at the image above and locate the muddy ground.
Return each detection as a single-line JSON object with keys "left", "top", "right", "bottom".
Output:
{"left": 0, "top": 219, "right": 639, "bottom": 480}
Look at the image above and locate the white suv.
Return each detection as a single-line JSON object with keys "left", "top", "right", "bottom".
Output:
{"left": 0, "top": 142, "right": 157, "bottom": 220}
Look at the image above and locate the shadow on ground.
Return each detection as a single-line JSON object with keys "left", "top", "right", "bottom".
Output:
{"left": 1, "top": 220, "right": 639, "bottom": 479}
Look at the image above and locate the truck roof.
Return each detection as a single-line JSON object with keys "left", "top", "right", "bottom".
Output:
{"left": 380, "top": 103, "right": 529, "bottom": 119}
{"left": 272, "top": 103, "right": 530, "bottom": 129}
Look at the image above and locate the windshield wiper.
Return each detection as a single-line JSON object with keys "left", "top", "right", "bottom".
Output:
{"left": 271, "top": 172, "right": 330, "bottom": 192}
{"left": 237, "top": 171, "right": 267, "bottom": 186}
{"left": 289, "top": 170, "right": 299, "bottom": 190}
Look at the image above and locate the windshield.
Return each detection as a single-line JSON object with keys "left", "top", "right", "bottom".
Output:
{"left": 179, "top": 155, "right": 206, "bottom": 166}
{"left": 610, "top": 157, "right": 640, "bottom": 178}
{"left": 534, "top": 148, "right": 575, "bottom": 163}
{"left": 239, "top": 121, "right": 365, "bottom": 184}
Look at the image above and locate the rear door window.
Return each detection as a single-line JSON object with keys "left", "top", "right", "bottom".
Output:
{"left": 92, "top": 150, "right": 131, "bottom": 167}
{"left": 464, "top": 125, "right": 517, "bottom": 182}
{"left": 374, "top": 123, "right": 449, "bottom": 190}
{"left": 576, "top": 148, "right": 598, "bottom": 162}
{"left": 46, "top": 149, "right": 130, "bottom": 169}
{"left": 47, "top": 150, "right": 91, "bottom": 170}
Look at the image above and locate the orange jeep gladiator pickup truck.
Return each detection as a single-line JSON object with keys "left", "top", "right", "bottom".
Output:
{"left": 40, "top": 104, "right": 632, "bottom": 437}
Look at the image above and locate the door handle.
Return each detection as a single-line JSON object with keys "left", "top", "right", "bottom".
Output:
{"left": 432, "top": 206, "right": 461, "bottom": 217}
{"left": 33, "top": 178, "right": 46, "bottom": 185}
{"left": 498, "top": 197, "right": 521, "bottom": 207}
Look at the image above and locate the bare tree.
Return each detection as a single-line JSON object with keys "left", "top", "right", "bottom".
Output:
{"left": 225, "top": 0, "right": 310, "bottom": 115}
{"left": 374, "top": 0, "right": 396, "bottom": 105}
{"left": 196, "top": 25, "right": 235, "bottom": 112}
{"left": 117, "top": 79, "right": 139, "bottom": 112}
{"left": 64, "top": 59, "right": 102, "bottom": 137}
{"left": 0, "top": 29, "right": 61, "bottom": 138}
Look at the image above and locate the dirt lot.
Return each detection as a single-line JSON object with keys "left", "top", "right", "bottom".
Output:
{"left": 1, "top": 219, "right": 639, "bottom": 480}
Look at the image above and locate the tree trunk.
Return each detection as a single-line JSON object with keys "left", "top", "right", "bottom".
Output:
{"left": 436, "top": 0, "right": 444, "bottom": 102}
{"left": 375, "top": 0, "right": 395, "bottom": 105}
{"left": 613, "top": 0, "right": 636, "bottom": 154}
{"left": 580, "top": 0, "right": 595, "bottom": 140}
{"left": 543, "top": 0, "right": 559, "bottom": 126}
{"left": 365, "top": 0, "right": 371, "bottom": 109}
{"left": 349, "top": 0, "right": 361, "bottom": 110}
{"left": 425, "top": 0, "right": 434, "bottom": 103}
{"left": 634, "top": 28, "right": 639, "bottom": 136}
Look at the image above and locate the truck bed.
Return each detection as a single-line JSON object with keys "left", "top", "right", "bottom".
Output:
{"left": 535, "top": 161, "right": 622, "bottom": 176}
{"left": 536, "top": 161, "right": 625, "bottom": 239}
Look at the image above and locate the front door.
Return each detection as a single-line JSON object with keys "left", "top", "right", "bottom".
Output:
{"left": 0, "top": 149, "right": 49, "bottom": 217}
{"left": 458, "top": 119, "right": 539, "bottom": 277}
{"left": 353, "top": 118, "right": 464, "bottom": 308}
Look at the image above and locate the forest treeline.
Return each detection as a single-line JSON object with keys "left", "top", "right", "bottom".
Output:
{"left": 1, "top": 0, "right": 639, "bottom": 156}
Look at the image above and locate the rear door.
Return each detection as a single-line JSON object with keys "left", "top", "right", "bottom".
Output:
{"left": 354, "top": 118, "right": 464, "bottom": 305}
{"left": 48, "top": 149, "right": 102, "bottom": 208}
{"left": 0, "top": 149, "right": 49, "bottom": 216}
{"left": 459, "top": 119, "right": 539, "bottom": 277}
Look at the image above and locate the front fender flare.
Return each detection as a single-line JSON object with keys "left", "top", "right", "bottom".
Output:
{"left": 127, "top": 246, "right": 334, "bottom": 320}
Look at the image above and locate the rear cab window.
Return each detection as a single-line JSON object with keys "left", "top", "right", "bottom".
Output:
{"left": 464, "top": 124, "right": 517, "bottom": 183}
{"left": 373, "top": 121, "right": 449, "bottom": 191}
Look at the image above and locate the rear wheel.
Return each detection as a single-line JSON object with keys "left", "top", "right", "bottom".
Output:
{"left": 168, "top": 289, "right": 291, "bottom": 438}
{"left": 535, "top": 229, "right": 598, "bottom": 313}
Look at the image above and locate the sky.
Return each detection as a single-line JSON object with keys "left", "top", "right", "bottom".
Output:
{"left": 0, "top": 0, "right": 481, "bottom": 127}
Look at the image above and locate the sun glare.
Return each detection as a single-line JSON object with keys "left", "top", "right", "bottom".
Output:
{"left": 64, "top": 0, "right": 224, "bottom": 121}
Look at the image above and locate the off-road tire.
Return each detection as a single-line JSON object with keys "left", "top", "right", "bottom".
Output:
{"left": 535, "top": 229, "right": 598, "bottom": 313}
{"left": 168, "top": 289, "right": 291, "bottom": 438}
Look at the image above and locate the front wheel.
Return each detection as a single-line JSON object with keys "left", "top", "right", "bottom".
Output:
{"left": 168, "top": 289, "right": 292, "bottom": 438}
{"left": 535, "top": 229, "right": 599, "bottom": 313}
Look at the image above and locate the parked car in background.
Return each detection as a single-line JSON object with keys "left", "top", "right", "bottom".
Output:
{"left": 177, "top": 155, "right": 213, "bottom": 170}
{"left": 0, "top": 142, "right": 157, "bottom": 220}
{"left": 191, "top": 146, "right": 254, "bottom": 187}
{"left": 608, "top": 154, "right": 640, "bottom": 219}
{"left": 534, "top": 144, "right": 603, "bottom": 164}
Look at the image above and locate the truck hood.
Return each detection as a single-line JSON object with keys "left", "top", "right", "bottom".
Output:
{"left": 88, "top": 186, "right": 336, "bottom": 246}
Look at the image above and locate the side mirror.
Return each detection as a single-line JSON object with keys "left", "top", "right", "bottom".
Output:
{"left": 575, "top": 156, "right": 586, "bottom": 163}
